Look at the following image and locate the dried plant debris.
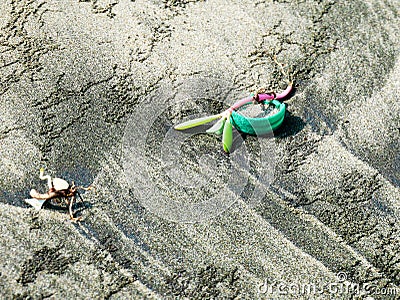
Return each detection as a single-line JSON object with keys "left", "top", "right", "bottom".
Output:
{"left": 25, "top": 168, "right": 94, "bottom": 221}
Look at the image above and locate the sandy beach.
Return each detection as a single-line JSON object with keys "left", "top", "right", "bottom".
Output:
{"left": 0, "top": 0, "right": 399, "bottom": 299}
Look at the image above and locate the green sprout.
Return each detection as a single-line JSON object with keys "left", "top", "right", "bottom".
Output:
{"left": 174, "top": 111, "right": 233, "bottom": 153}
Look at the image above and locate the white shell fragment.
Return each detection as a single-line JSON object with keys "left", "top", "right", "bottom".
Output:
{"left": 24, "top": 198, "right": 46, "bottom": 210}
{"left": 52, "top": 178, "right": 70, "bottom": 190}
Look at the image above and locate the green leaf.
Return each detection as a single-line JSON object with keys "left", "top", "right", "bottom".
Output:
{"left": 174, "top": 114, "right": 221, "bottom": 130}
{"left": 206, "top": 117, "right": 226, "bottom": 135}
{"left": 222, "top": 118, "right": 233, "bottom": 153}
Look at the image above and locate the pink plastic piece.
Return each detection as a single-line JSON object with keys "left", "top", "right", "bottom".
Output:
{"left": 258, "top": 83, "right": 293, "bottom": 101}
{"left": 229, "top": 83, "right": 293, "bottom": 111}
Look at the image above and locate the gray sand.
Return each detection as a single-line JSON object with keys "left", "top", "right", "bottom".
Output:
{"left": 0, "top": 0, "right": 399, "bottom": 299}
